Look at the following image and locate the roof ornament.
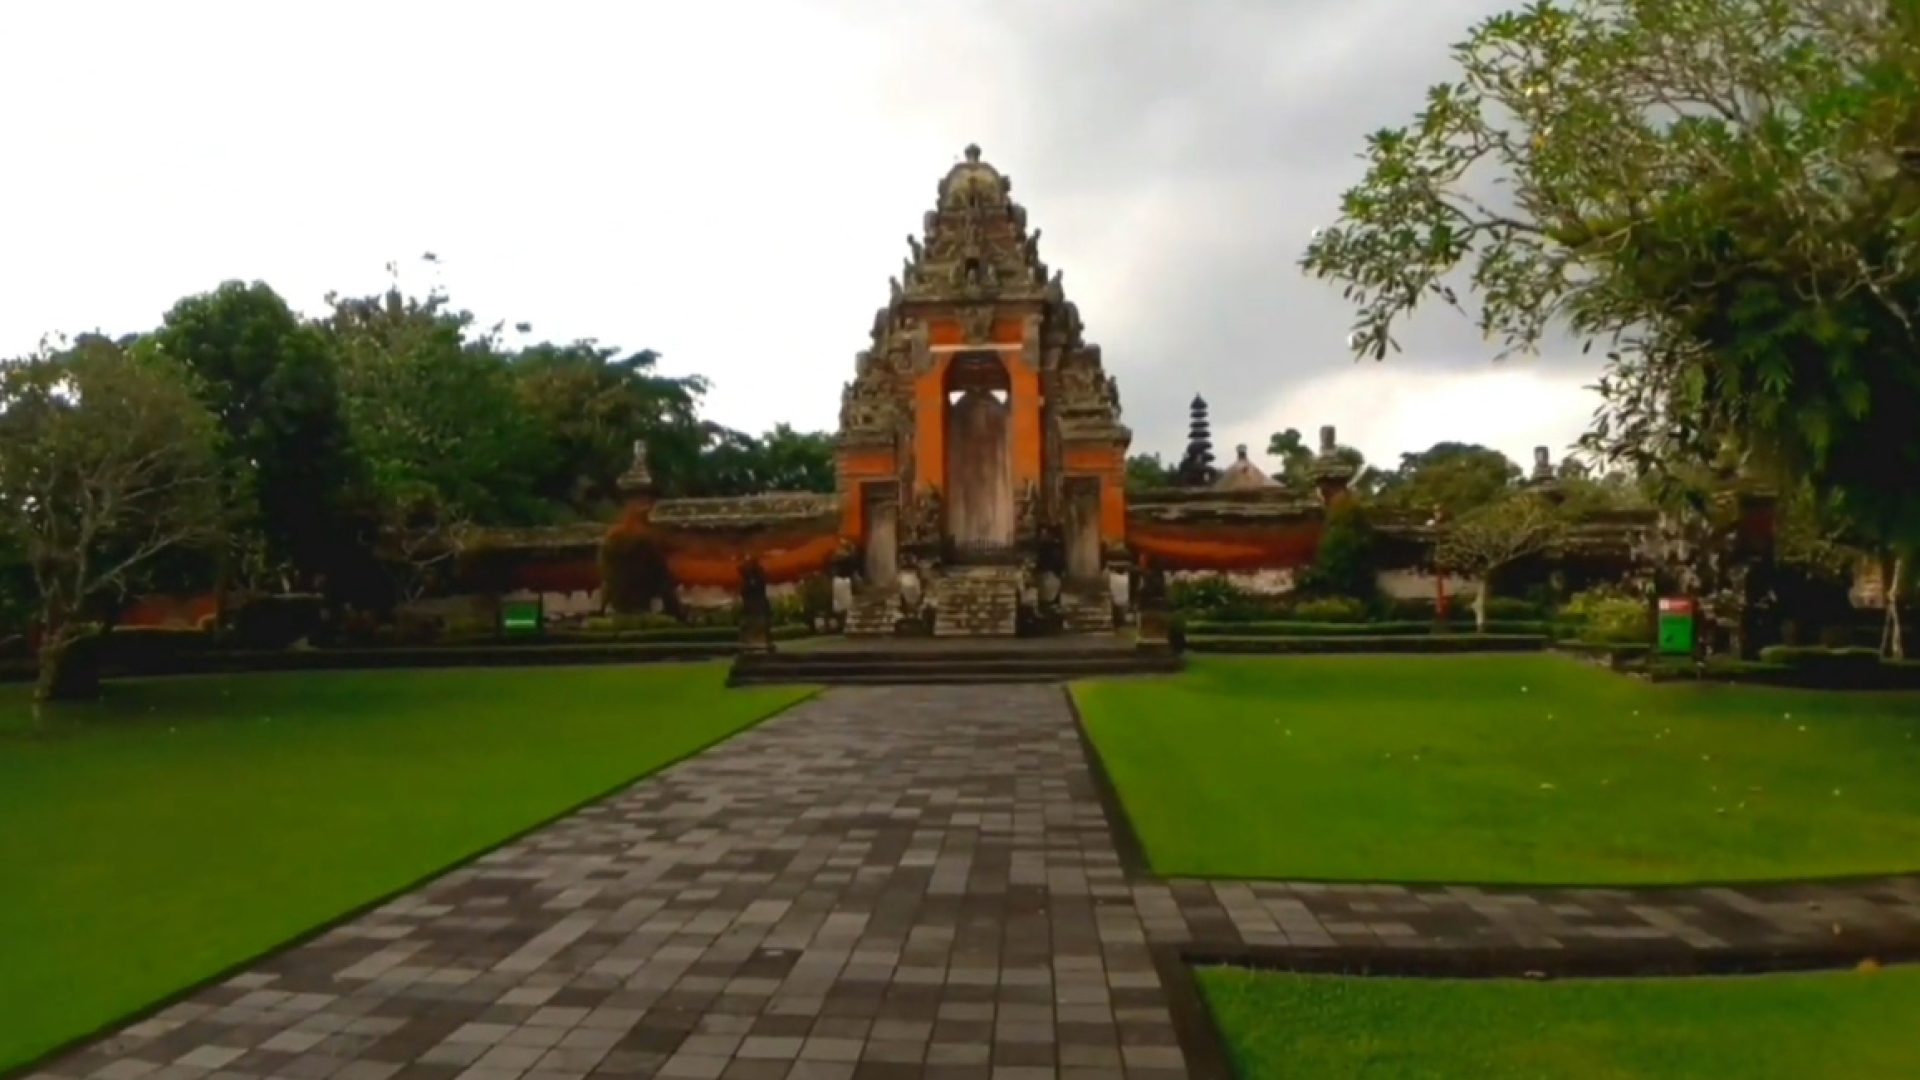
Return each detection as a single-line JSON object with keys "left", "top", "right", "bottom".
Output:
{"left": 964, "top": 143, "right": 982, "bottom": 163}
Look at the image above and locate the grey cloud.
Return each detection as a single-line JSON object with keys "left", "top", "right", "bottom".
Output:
{"left": 892, "top": 0, "right": 1544, "bottom": 457}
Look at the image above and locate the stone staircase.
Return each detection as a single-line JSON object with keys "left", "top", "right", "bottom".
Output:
{"left": 844, "top": 590, "right": 900, "bottom": 637}
{"left": 1058, "top": 585, "right": 1115, "bottom": 633}
{"left": 931, "top": 566, "right": 1021, "bottom": 637}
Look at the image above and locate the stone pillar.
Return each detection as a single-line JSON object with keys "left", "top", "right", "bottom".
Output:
{"left": 862, "top": 482, "right": 899, "bottom": 585}
{"left": 1063, "top": 476, "right": 1103, "bottom": 584}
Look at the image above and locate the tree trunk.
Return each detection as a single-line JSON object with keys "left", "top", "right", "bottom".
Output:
{"left": 36, "top": 630, "right": 102, "bottom": 702}
{"left": 1473, "top": 571, "right": 1490, "bottom": 633}
{"left": 1884, "top": 553, "right": 1906, "bottom": 660}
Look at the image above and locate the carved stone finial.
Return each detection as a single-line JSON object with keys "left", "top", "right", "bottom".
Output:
{"left": 964, "top": 143, "right": 981, "bottom": 163}
{"left": 618, "top": 439, "right": 655, "bottom": 497}
{"left": 1319, "top": 425, "right": 1336, "bottom": 453}
{"left": 1532, "top": 445, "right": 1553, "bottom": 481}
{"left": 1236, "top": 444, "right": 1250, "bottom": 461}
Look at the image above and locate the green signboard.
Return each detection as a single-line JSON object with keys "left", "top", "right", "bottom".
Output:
{"left": 1656, "top": 597, "right": 1695, "bottom": 656}
{"left": 501, "top": 599, "right": 542, "bottom": 637}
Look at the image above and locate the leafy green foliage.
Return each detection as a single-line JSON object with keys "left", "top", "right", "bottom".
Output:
{"left": 1302, "top": 499, "right": 1379, "bottom": 600}
{"left": 0, "top": 338, "right": 224, "bottom": 697}
{"left": 508, "top": 342, "right": 707, "bottom": 512}
{"left": 1125, "top": 452, "right": 1178, "bottom": 492}
{"left": 1303, "top": 0, "right": 1920, "bottom": 555}
{"left": 1562, "top": 585, "right": 1649, "bottom": 644}
{"left": 148, "top": 282, "right": 360, "bottom": 591}
{"left": 1372, "top": 442, "right": 1520, "bottom": 516}
{"left": 1267, "top": 427, "right": 1367, "bottom": 487}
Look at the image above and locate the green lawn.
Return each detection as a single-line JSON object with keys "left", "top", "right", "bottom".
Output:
{"left": 1075, "top": 655, "right": 1920, "bottom": 884}
{"left": 1198, "top": 965, "right": 1920, "bottom": 1079}
{"left": 0, "top": 664, "right": 808, "bottom": 1072}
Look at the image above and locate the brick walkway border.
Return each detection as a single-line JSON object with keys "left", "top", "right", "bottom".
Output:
{"left": 21, "top": 684, "right": 1920, "bottom": 1080}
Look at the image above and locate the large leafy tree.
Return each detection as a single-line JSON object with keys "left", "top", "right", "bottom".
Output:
{"left": 1303, "top": 0, "right": 1920, "bottom": 649}
{"left": 0, "top": 338, "right": 223, "bottom": 699}
{"left": 509, "top": 342, "right": 708, "bottom": 513}
{"left": 147, "top": 281, "right": 361, "bottom": 593}
{"left": 323, "top": 284, "right": 549, "bottom": 600}
{"left": 1371, "top": 442, "right": 1520, "bottom": 517}
{"left": 685, "top": 424, "right": 837, "bottom": 497}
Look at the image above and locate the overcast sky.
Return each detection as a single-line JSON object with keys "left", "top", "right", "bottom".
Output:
{"left": 0, "top": 0, "right": 1601, "bottom": 472}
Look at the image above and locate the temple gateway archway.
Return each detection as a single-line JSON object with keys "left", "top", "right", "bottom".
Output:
{"left": 944, "top": 352, "right": 1015, "bottom": 557}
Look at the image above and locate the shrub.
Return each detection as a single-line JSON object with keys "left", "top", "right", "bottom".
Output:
{"left": 1302, "top": 500, "right": 1378, "bottom": 600}
{"left": 1170, "top": 576, "right": 1247, "bottom": 613}
{"left": 224, "top": 594, "right": 323, "bottom": 649}
{"left": 1482, "top": 596, "right": 1546, "bottom": 620}
{"left": 1758, "top": 645, "right": 1882, "bottom": 666}
{"left": 1561, "top": 587, "right": 1647, "bottom": 645}
{"left": 1289, "top": 596, "right": 1369, "bottom": 623}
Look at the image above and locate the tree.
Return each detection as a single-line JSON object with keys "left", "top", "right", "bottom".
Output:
{"left": 1126, "top": 453, "right": 1178, "bottom": 492}
{"left": 1437, "top": 492, "right": 1567, "bottom": 631}
{"left": 0, "top": 338, "right": 223, "bottom": 699}
{"left": 1303, "top": 0, "right": 1920, "bottom": 653}
{"left": 509, "top": 342, "right": 708, "bottom": 513}
{"left": 1177, "top": 395, "right": 1217, "bottom": 486}
{"left": 323, "top": 282, "right": 549, "bottom": 602}
{"left": 148, "top": 281, "right": 361, "bottom": 594}
{"left": 1372, "top": 442, "right": 1520, "bottom": 517}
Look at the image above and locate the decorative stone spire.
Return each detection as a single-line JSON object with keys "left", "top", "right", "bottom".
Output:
{"left": 1531, "top": 446, "right": 1554, "bottom": 483}
{"left": 617, "top": 439, "right": 656, "bottom": 503}
{"left": 1307, "top": 423, "right": 1358, "bottom": 504}
{"left": 1177, "top": 395, "right": 1217, "bottom": 487}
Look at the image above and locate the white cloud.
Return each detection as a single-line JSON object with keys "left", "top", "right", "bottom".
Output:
{"left": 0, "top": 0, "right": 1562, "bottom": 459}
{"left": 1219, "top": 360, "right": 1603, "bottom": 472}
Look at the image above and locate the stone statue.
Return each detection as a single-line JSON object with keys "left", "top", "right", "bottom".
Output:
{"left": 1024, "top": 228, "right": 1042, "bottom": 260}
{"left": 1533, "top": 445, "right": 1553, "bottom": 481}
{"left": 907, "top": 234, "right": 922, "bottom": 262}
{"left": 1319, "top": 425, "right": 1337, "bottom": 454}
{"left": 737, "top": 556, "right": 772, "bottom": 651}
{"left": 739, "top": 557, "right": 770, "bottom": 616}
{"left": 889, "top": 276, "right": 903, "bottom": 303}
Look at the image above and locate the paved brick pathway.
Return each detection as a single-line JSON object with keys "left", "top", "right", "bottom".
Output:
{"left": 35, "top": 685, "right": 1920, "bottom": 1080}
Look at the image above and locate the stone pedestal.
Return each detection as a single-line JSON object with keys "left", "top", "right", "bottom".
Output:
{"left": 739, "top": 613, "right": 774, "bottom": 653}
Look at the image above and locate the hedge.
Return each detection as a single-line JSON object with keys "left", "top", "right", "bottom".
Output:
{"left": 1188, "top": 634, "right": 1550, "bottom": 655}
{"left": 1184, "top": 620, "right": 1553, "bottom": 639}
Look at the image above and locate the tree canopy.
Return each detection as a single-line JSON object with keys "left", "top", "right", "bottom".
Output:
{"left": 1303, "top": 0, "right": 1920, "bottom": 556}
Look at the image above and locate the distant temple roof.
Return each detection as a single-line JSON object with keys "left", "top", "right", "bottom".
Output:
{"left": 1214, "top": 445, "right": 1280, "bottom": 492}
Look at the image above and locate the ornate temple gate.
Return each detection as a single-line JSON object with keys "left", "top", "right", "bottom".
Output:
{"left": 830, "top": 145, "right": 1133, "bottom": 635}
{"left": 944, "top": 353, "right": 1015, "bottom": 558}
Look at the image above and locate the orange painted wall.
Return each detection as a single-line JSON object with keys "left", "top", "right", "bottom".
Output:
{"left": 664, "top": 530, "right": 840, "bottom": 588}
{"left": 1065, "top": 445, "right": 1128, "bottom": 543}
{"left": 1126, "top": 520, "right": 1322, "bottom": 571}
{"left": 836, "top": 447, "right": 895, "bottom": 541}
{"left": 120, "top": 593, "right": 219, "bottom": 629}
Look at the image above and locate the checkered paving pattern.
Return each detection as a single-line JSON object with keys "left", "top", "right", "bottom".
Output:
{"left": 31, "top": 685, "right": 1920, "bottom": 1080}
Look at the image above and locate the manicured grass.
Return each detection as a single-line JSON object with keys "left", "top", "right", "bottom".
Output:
{"left": 1198, "top": 965, "right": 1920, "bottom": 1079}
{"left": 1074, "top": 655, "right": 1920, "bottom": 884}
{"left": 0, "top": 664, "right": 808, "bottom": 1072}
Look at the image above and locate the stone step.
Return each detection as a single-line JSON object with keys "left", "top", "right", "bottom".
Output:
{"left": 729, "top": 649, "right": 1183, "bottom": 686}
